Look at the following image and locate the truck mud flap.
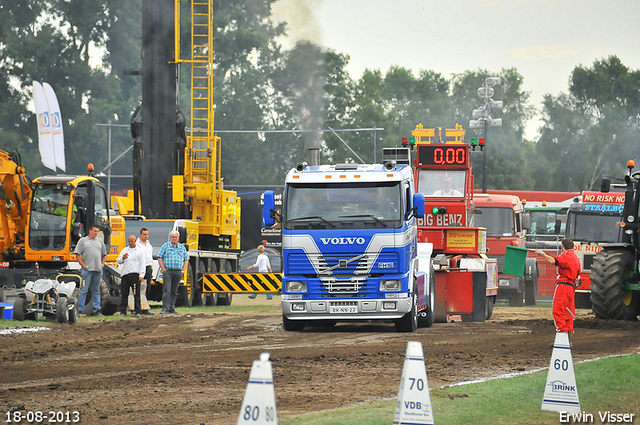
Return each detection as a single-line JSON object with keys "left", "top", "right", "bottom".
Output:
{"left": 462, "top": 272, "right": 487, "bottom": 322}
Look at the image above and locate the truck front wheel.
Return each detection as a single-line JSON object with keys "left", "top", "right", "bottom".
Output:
{"left": 395, "top": 292, "right": 418, "bottom": 332}
{"left": 418, "top": 306, "right": 434, "bottom": 328}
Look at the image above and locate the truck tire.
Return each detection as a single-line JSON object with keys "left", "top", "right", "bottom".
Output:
{"left": 100, "top": 273, "right": 119, "bottom": 316}
{"left": 56, "top": 297, "right": 69, "bottom": 323}
{"left": 282, "top": 314, "right": 305, "bottom": 331}
{"left": 395, "top": 292, "right": 418, "bottom": 332}
{"left": 590, "top": 249, "right": 633, "bottom": 320}
{"left": 176, "top": 285, "right": 192, "bottom": 308}
{"left": 524, "top": 279, "right": 537, "bottom": 306}
{"left": 13, "top": 297, "right": 26, "bottom": 321}
{"left": 418, "top": 306, "right": 434, "bottom": 328}
{"left": 193, "top": 260, "right": 207, "bottom": 306}
{"left": 485, "top": 295, "right": 495, "bottom": 320}
{"left": 508, "top": 286, "right": 525, "bottom": 307}
{"left": 177, "top": 262, "right": 196, "bottom": 308}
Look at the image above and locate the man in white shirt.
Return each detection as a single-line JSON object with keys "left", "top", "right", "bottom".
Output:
{"left": 247, "top": 245, "right": 273, "bottom": 300}
{"left": 131, "top": 227, "right": 154, "bottom": 315}
{"left": 117, "top": 235, "right": 146, "bottom": 318}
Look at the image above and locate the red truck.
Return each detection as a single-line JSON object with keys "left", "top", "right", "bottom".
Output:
{"left": 473, "top": 193, "right": 538, "bottom": 306}
{"left": 409, "top": 124, "right": 498, "bottom": 321}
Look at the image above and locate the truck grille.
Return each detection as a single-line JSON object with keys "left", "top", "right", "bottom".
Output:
{"left": 317, "top": 254, "right": 370, "bottom": 275}
{"left": 320, "top": 279, "right": 367, "bottom": 295}
{"left": 494, "top": 254, "right": 505, "bottom": 273}
{"left": 330, "top": 301, "right": 358, "bottom": 307}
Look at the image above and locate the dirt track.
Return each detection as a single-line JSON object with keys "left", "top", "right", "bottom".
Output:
{"left": 1, "top": 300, "right": 639, "bottom": 425}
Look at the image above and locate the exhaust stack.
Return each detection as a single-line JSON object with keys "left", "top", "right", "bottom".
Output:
{"left": 308, "top": 147, "right": 320, "bottom": 166}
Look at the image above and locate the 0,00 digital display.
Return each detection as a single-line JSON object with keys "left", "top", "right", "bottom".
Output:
{"left": 418, "top": 145, "right": 468, "bottom": 166}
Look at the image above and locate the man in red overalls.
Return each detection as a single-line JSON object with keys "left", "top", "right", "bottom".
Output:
{"left": 535, "top": 239, "right": 581, "bottom": 333}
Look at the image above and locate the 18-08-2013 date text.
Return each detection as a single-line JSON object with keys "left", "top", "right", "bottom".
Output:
{"left": 5, "top": 411, "right": 80, "bottom": 423}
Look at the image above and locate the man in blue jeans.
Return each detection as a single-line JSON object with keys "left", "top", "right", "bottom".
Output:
{"left": 157, "top": 230, "right": 189, "bottom": 315}
{"left": 75, "top": 224, "right": 107, "bottom": 316}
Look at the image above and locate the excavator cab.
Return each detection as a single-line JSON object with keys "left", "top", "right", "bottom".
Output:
{"left": 25, "top": 176, "right": 112, "bottom": 263}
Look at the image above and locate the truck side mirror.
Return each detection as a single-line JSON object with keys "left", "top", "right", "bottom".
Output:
{"left": 262, "top": 190, "right": 276, "bottom": 226}
{"left": 601, "top": 177, "right": 611, "bottom": 193}
{"left": 177, "top": 227, "right": 187, "bottom": 244}
{"left": 554, "top": 219, "right": 561, "bottom": 235}
{"left": 522, "top": 211, "right": 531, "bottom": 231}
{"left": 412, "top": 193, "right": 425, "bottom": 219}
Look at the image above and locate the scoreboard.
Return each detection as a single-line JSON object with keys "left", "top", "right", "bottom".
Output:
{"left": 417, "top": 144, "right": 469, "bottom": 167}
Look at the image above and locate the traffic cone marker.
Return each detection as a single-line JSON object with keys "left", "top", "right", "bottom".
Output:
{"left": 393, "top": 341, "right": 435, "bottom": 425}
{"left": 541, "top": 332, "right": 580, "bottom": 414}
{"left": 237, "top": 352, "right": 278, "bottom": 425}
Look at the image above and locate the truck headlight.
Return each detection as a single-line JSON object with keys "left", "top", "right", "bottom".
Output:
{"left": 498, "top": 279, "right": 510, "bottom": 287}
{"left": 383, "top": 301, "right": 397, "bottom": 310}
{"left": 291, "top": 302, "right": 306, "bottom": 311}
{"left": 286, "top": 281, "right": 307, "bottom": 292}
{"left": 380, "top": 280, "right": 401, "bottom": 291}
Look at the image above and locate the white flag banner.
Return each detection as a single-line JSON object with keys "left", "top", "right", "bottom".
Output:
{"left": 42, "top": 82, "right": 66, "bottom": 172}
{"left": 33, "top": 81, "right": 56, "bottom": 172}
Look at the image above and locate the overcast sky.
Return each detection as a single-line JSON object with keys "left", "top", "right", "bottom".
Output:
{"left": 272, "top": 0, "right": 640, "bottom": 139}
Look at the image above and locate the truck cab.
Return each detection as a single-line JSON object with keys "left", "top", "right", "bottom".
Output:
{"left": 263, "top": 148, "right": 430, "bottom": 332}
{"left": 565, "top": 190, "right": 625, "bottom": 308}
{"left": 473, "top": 193, "right": 538, "bottom": 306}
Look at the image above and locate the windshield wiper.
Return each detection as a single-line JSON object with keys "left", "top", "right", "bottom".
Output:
{"left": 338, "top": 214, "right": 387, "bottom": 227}
{"left": 288, "top": 216, "right": 336, "bottom": 227}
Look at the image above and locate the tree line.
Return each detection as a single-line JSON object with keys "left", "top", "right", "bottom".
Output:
{"left": 1, "top": 0, "right": 639, "bottom": 191}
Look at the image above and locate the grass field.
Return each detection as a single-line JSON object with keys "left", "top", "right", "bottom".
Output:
{"left": 280, "top": 354, "right": 640, "bottom": 425}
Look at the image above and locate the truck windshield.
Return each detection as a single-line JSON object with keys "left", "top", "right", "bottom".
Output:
{"left": 29, "top": 187, "right": 72, "bottom": 251}
{"left": 529, "top": 210, "right": 563, "bottom": 235}
{"left": 417, "top": 170, "right": 465, "bottom": 197}
{"left": 285, "top": 182, "right": 402, "bottom": 229}
{"left": 565, "top": 213, "right": 622, "bottom": 243}
{"left": 474, "top": 207, "right": 514, "bottom": 237}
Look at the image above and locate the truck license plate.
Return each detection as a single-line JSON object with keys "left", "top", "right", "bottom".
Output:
{"left": 330, "top": 306, "right": 357, "bottom": 314}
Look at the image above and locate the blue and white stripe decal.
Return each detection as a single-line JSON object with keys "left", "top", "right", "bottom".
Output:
{"left": 283, "top": 225, "right": 416, "bottom": 274}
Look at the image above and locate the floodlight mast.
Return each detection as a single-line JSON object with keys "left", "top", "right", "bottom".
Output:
{"left": 470, "top": 77, "right": 503, "bottom": 193}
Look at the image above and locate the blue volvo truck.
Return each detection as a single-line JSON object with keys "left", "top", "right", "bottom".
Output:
{"left": 263, "top": 148, "right": 434, "bottom": 332}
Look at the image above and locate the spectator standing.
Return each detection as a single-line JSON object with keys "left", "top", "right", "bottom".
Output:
{"left": 157, "top": 230, "right": 189, "bottom": 315}
{"left": 117, "top": 235, "right": 146, "bottom": 318}
{"left": 132, "top": 227, "right": 154, "bottom": 315}
{"left": 535, "top": 239, "right": 581, "bottom": 334}
{"left": 247, "top": 245, "right": 273, "bottom": 300}
{"left": 75, "top": 224, "right": 107, "bottom": 316}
